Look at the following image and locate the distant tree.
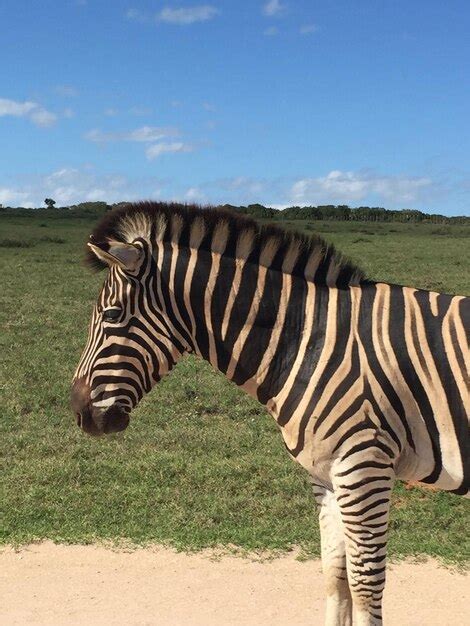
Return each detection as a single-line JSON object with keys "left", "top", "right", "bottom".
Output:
{"left": 336, "top": 205, "right": 351, "bottom": 220}
{"left": 246, "top": 203, "right": 276, "bottom": 218}
{"left": 219, "top": 203, "right": 243, "bottom": 213}
{"left": 282, "top": 205, "right": 320, "bottom": 220}
{"left": 317, "top": 205, "right": 338, "bottom": 220}
{"left": 44, "top": 198, "right": 56, "bottom": 209}
{"left": 67, "top": 201, "right": 110, "bottom": 217}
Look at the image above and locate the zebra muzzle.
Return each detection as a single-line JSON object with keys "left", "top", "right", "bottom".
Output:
{"left": 71, "top": 377, "right": 130, "bottom": 436}
{"left": 101, "top": 405, "right": 130, "bottom": 434}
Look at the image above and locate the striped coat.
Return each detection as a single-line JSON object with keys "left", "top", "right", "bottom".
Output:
{"left": 72, "top": 202, "right": 469, "bottom": 626}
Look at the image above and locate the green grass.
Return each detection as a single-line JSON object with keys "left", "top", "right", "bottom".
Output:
{"left": 1, "top": 214, "right": 469, "bottom": 564}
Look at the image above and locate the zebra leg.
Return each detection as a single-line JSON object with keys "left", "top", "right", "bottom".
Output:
{"left": 312, "top": 482, "right": 352, "bottom": 626}
{"left": 333, "top": 454, "right": 395, "bottom": 625}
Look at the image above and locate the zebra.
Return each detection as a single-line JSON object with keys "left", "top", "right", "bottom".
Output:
{"left": 71, "top": 201, "right": 469, "bottom": 626}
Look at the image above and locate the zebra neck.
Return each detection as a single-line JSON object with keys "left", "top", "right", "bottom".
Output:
{"left": 158, "top": 243, "right": 355, "bottom": 418}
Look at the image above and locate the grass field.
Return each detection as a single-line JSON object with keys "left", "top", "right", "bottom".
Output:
{"left": 1, "top": 213, "right": 469, "bottom": 564}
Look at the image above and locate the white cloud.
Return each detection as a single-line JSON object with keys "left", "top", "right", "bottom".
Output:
{"left": 85, "top": 129, "right": 113, "bottom": 142}
{"left": 196, "top": 176, "right": 273, "bottom": 205}
{"left": 262, "top": 0, "right": 286, "bottom": 17}
{"left": 202, "top": 102, "right": 216, "bottom": 112}
{"left": 0, "top": 187, "right": 32, "bottom": 207}
{"left": 55, "top": 85, "right": 78, "bottom": 97}
{"left": 157, "top": 5, "right": 220, "bottom": 25}
{"left": 126, "top": 8, "right": 148, "bottom": 22}
{"left": 290, "top": 170, "right": 434, "bottom": 205}
{"left": 63, "top": 107, "right": 75, "bottom": 118}
{"left": 86, "top": 126, "right": 193, "bottom": 161}
{"left": 85, "top": 126, "right": 179, "bottom": 143}
{"left": 0, "top": 98, "right": 37, "bottom": 117}
{"left": 129, "top": 126, "right": 178, "bottom": 142}
{"left": 85, "top": 188, "right": 111, "bottom": 201}
{"left": 300, "top": 24, "right": 318, "bottom": 35}
{"left": 127, "top": 6, "right": 219, "bottom": 26}
{"left": 1, "top": 166, "right": 168, "bottom": 207}
{"left": 1, "top": 166, "right": 447, "bottom": 211}
{"left": 130, "top": 106, "right": 152, "bottom": 116}
{"left": 178, "top": 170, "right": 442, "bottom": 209}
{"left": 264, "top": 26, "right": 279, "bottom": 36}
{"left": 146, "top": 142, "right": 194, "bottom": 160}
{"left": 45, "top": 167, "right": 80, "bottom": 183}
{"left": 0, "top": 97, "right": 57, "bottom": 127}
{"left": 30, "top": 109, "right": 57, "bottom": 127}
{"left": 104, "top": 108, "right": 119, "bottom": 116}
{"left": 223, "top": 176, "right": 266, "bottom": 195}
{"left": 185, "top": 186, "right": 206, "bottom": 201}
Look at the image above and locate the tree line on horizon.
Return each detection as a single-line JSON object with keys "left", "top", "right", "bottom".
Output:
{"left": 224, "top": 203, "right": 469, "bottom": 224}
{"left": 0, "top": 200, "right": 469, "bottom": 224}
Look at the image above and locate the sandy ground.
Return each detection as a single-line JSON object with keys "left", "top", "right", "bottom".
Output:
{"left": 0, "top": 543, "right": 467, "bottom": 626}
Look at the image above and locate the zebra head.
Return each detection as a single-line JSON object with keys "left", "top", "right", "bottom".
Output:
{"left": 71, "top": 237, "right": 185, "bottom": 436}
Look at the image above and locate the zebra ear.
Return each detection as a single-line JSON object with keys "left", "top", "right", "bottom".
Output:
{"left": 87, "top": 240, "right": 143, "bottom": 271}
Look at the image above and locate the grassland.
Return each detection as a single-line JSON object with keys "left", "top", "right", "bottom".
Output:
{"left": 1, "top": 213, "right": 469, "bottom": 564}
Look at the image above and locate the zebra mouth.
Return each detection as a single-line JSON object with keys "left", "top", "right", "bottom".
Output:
{"left": 72, "top": 377, "right": 131, "bottom": 436}
{"left": 74, "top": 404, "right": 130, "bottom": 437}
{"left": 75, "top": 407, "right": 104, "bottom": 437}
{"left": 101, "top": 404, "right": 130, "bottom": 434}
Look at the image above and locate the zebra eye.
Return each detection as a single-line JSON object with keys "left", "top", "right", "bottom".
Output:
{"left": 103, "top": 308, "right": 122, "bottom": 323}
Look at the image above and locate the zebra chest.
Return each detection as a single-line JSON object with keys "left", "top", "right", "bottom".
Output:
{"left": 275, "top": 390, "right": 400, "bottom": 484}
{"left": 278, "top": 413, "right": 337, "bottom": 479}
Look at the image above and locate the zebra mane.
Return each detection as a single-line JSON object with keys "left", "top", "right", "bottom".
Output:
{"left": 86, "top": 201, "right": 366, "bottom": 287}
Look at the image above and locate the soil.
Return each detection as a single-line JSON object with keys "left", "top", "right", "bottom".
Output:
{"left": 0, "top": 543, "right": 467, "bottom": 625}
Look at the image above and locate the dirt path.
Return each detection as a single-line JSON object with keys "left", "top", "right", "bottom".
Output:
{"left": 0, "top": 543, "right": 467, "bottom": 625}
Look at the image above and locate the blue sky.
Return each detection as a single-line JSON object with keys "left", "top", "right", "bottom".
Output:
{"left": 1, "top": 0, "right": 469, "bottom": 214}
